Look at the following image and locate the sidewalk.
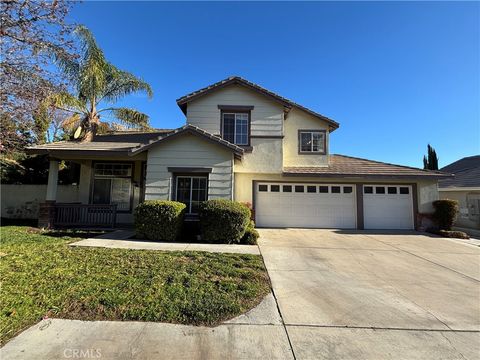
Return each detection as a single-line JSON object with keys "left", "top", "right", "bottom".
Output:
{"left": 69, "top": 230, "right": 260, "bottom": 255}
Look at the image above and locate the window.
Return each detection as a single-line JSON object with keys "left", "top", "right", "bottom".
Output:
{"left": 307, "top": 185, "right": 317, "bottom": 193}
{"left": 400, "top": 187, "right": 410, "bottom": 194}
{"left": 331, "top": 186, "right": 341, "bottom": 193}
{"left": 259, "top": 184, "right": 268, "bottom": 192}
{"left": 364, "top": 186, "right": 373, "bottom": 194}
{"left": 376, "top": 187, "right": 386, "bottom": 194}
{"left": 343, "top": 186, "right": 353, "bottom": 194}
{"left": 299, "top": 131, "right": 325, "bottom": 153}
{"left": 388, "top": 187, "right": 397, "bottom": 194}
{"left": 92, "top": 163, "right": 133, "bottom": 211}
{"left": 176, "top": 176, "right": 207, "bottom": 214}
{"left": 222, "top": 112, "right": 249, "bottom": 145}
{"left": 295, "top": 185, "right": 304, "bottom": 193}
{"left": 283, "top": 185, "right": 292, "bottom": 192}
{"left": 319, "top": 186, "right": 329, "bottom": 193}
{"left": 271, "top": 185, "right": 280, "bottom": 192}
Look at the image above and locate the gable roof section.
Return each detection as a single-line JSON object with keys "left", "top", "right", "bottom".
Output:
{"left": 176, "top": 76, "right": 340, "bottom": 131}
{"left": 129, "top": 124, "right": 244, "bottom": 158}
{"left": 26, "top": 125, "right": 244, "bottom": 158}
{"left": 283, "top": 154, "right": 452, "bottom": 179}
{"left": 439, "top": 155, "right": 480, "bottom": 189}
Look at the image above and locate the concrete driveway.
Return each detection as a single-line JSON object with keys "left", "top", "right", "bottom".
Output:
{"left": 258, "top": 229, "right": 480, "bottom": 360}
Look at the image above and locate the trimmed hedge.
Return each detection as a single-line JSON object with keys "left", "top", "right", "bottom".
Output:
{"left": 432, "top": 199, "right": 459, "bottom": 231}
{"left": 199, "top": 200, "right": 251, "bottom": 244}
{"left": 241, "top": 220, "right": 260, "bottom": 245}
{"left": 134, "top": 200, "right": 186, "bottom": 241}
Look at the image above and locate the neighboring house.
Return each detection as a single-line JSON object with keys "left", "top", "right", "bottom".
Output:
{"left": 439, "top": 156, "right": 480, "bottom": 230}
{"left": 27, "top": 76, "right": 450, "bottom": 230}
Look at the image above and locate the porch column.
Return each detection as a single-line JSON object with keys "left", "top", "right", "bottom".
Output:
{"left": 46, "top": 160, "right": 59, "bottom": 201}
{"left": 38, "top": 160, "right": 59, "bottom": 228}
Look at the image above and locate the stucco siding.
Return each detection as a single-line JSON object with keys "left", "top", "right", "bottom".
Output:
{"left": 440, "top": 190, "right": 480, "bottom": 229}
{"left": 145, "top": 133, "right": 234, "bottom": 201}
{"left": 283, "top": 108, "right": 330, "bottom": 167}
{"left": 235, "top": 138, "right": 283, "bottom": 174}
{"left": 186, "top": 84, "right": 284, "bottom": 136}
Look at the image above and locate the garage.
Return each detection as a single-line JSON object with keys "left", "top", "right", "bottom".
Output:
{"left": 255, "top": 183, "right": 356, "bottom": 228}
{"left": 363, "top": 185, "right": 414, "bottom": 229}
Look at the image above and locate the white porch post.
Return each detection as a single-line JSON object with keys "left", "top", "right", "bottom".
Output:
{"left": 46, "top": 160, "right": 59, "bottom": 201}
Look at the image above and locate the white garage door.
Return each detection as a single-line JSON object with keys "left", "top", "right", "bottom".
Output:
{"left": 363, "top": 185, "right": 414, "bottom": 229}
{"left": 255, "top": 183, "right": 356, "bottom": 228}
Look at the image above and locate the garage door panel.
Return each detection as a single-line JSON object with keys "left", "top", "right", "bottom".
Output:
{"left": 363, "top": 185, "right": 414, "bottom": 230}
{"left": 256, "top": 183, "right": 356, "bottom": 229}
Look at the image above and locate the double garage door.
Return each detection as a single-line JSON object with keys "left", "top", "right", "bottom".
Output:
{"left": 255, "top": 183, "right": 414, "bottom": 229}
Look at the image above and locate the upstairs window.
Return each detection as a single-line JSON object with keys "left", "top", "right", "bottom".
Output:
{"left": 299, "top": 130, "right": 326, "bottom": 154}
{"left": 222, "top": 112, "right": 249, "bottom": 145}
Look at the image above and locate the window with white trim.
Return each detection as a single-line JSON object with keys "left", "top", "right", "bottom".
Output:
{"left": 299, "top": 131, "right": 325, "bottom": 153}
{"left": 176, "top": 176, "right": 208, "bottom": 214}
{"left": 92, "top": 163, "right": 132, "bottom": 211}
{"left": 222, "top": 112, "right": 249, "bottom": 145}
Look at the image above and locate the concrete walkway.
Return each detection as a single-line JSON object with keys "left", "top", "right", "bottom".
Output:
{"left": 1, "top": 294, "right": 292, "bottom": 360}
{"left": 258, "top": 229, "right": 480, "bottom": 360}
{"left": 70, "top": 230, "right": 260, "bottom": 255}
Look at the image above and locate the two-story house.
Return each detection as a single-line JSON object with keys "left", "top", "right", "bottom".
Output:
{"left": 28, "top": 76, "right": 450, "bottom": 230}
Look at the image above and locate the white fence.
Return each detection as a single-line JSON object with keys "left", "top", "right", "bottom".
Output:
{"left": 1, "top": 184, "right": 79, "bottom": 219}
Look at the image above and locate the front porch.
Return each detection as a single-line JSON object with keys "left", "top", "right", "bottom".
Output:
{"left": 39, "top": 159, "right": 145, "bottom": 229}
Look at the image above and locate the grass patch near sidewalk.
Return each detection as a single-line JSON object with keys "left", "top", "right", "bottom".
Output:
{"left": 0, "top": 226, "right": 270, "bottom": 345}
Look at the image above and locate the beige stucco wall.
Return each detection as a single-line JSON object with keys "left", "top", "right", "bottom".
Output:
{"left": 440, "top": 190, "right": 480, "bottom": 229}
{"left": 145, "top": 133, "right": 234, "bottom": 201}
{"left": 186, "top": 84, "right": 284, "bottom": 136}
{"left": 1, "top": 184, "right": 79, "bottom": 219}
{"left": 234, "top": 138, "right": 283, "bottom": 174}
{"left": 283, "top": 108, "right": 330, "bottom": 167}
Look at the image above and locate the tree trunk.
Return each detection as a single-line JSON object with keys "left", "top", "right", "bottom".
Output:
{"left": 82, "top": 114, "right": 100, "bottom": 142}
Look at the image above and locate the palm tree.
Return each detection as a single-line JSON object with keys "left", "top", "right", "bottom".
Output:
{"left": 43, "top": 25, "right": 153, "bottom": 142}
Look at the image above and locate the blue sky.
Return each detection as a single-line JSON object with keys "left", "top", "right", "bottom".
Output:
{"left": 69, "top": 1, "right": 479, "bottom": 168}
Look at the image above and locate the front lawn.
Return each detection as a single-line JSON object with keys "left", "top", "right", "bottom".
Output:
{"left": 0, "top": 226, "right": 270, "bottom": 345}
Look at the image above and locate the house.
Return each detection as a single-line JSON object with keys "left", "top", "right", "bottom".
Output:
{"left": 439, "top": 156, "right": 480, "bottom": 231}
{"left": 27, "top": 76, "right": 451, "bottom": 230}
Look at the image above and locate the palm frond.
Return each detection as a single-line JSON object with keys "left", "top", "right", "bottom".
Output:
{"left": 101, "top": 68, "right": 153, "bottom": 103}
{"left": 74, "top": 25, "right": 109, "bottom": 100}
{"left": 50, "top": 46, "right": 80, "bottom": 83}
{"left": 110, "top": 107, "right": 150, "bottom": 129}
{"left": 61, "top": 113, "right": 82, "bottom": 132}
{"left": 47, "top": 92, "right": 87, "bottom": 114}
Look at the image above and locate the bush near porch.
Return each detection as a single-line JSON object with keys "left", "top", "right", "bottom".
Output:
{"left": 199, "top": 200, "right": 251, "bottom": 244}
{"left": 133, "top": 200, "right": 259, "bottom": 245}
{"left": 0, "top": 226, "right": 270, "bottom": 345}
{"left": 134, "top": 200, "right": 186, "bottom": 241}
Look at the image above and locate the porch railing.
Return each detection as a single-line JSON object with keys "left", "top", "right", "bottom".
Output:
{"left": 53, "top": 203, "right": 117, "bottom": 228}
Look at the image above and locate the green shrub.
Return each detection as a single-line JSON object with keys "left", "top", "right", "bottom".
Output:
{"left": 432, "top": 199, "right": 459, "bottom": 230}
{"left": 199, "top": 200, "right": 250, "bottom": 244}
{"left": 134, "top": 200, "right": 186, "bottom": 241}
{"left": 241, "top": 220, "right": 259, "bottom": 245}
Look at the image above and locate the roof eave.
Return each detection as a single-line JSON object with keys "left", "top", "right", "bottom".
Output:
{"left": 282, "top": 172, "right": 452, "bottom": 180}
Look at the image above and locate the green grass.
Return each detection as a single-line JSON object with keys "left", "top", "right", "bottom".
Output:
{"left": 0, "top": 226, "right": 270, "bottom": 345}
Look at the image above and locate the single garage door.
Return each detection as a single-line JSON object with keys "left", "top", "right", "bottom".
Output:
{"left": 255, "top": 183, "right": 356, "bottom": 228}
{"left": 363, "top": 185, "right": 414, "bottom": 229}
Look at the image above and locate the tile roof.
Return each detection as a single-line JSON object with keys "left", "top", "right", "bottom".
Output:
{"left": 439, "top": 155, "right": 480, "bottom": 188}
{"left": 283, "top": 155, "right": 452, "bottom": 179}
{"left": 26, "top": 125, "right": 244, "bottom": 158}
{"left": 26, "top": 129, "right": 174, "bottom": 154}
{"left": 176, "top": 76, "right": 340, "bottom": 131}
